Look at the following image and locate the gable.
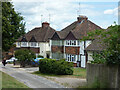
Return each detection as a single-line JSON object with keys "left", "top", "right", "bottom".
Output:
{"left": 51, "top": 32, "right": 60, "bottom": 40}
{"left": 29, "top": 36, "right": 37, "bottom": 42}
{"left": 65, "top": 31, "right": 77, "bottom": 40}
{"left": 21, "top": 36, "right": 27, "bottom": 42}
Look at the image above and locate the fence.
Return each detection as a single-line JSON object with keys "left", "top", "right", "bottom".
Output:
{"left": 87, "top": 63, "right": 120, "bottom": 88}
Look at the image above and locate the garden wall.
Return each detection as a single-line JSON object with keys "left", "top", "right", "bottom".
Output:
{"left": 87, "top": 63, "right": 120, "bottom": 88}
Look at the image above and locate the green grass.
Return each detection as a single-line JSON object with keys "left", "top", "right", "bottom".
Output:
{"left": 32, "top": 67, "right": 86, "bottom": 78}
{"left": 1, "top": 71, "right": 30, "bottom": 88}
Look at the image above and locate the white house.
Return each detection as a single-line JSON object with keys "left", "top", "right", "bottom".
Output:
{"left": 16, "top": 22, "right": 56, "bottom": 58}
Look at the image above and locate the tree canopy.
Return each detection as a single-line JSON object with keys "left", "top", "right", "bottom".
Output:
{"left": 83, "top": 24, "right": 120, "bottom": 65}
{"left": 15, "top": 49, "right": 36, "bottom": 67}
{"left": 2, "top": 2, "right": 26, "bottom": 51}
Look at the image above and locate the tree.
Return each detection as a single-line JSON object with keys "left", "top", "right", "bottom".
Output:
{"left": 15, "top": 49, "right": 36, "bottom": 67}
{"left": 83, "top": 24, "right": 120, "bottom": 65}
{"left": 2, "top": 2, "right": 26, "bottom": 51}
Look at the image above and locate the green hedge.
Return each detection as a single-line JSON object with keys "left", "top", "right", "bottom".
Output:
{"left": 39, "top": 58, "right": 73, "bottom": 75}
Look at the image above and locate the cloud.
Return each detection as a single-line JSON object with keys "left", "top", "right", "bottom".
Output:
{"left": 13, "top": 1, "right": 99, "bottom": 32}
{"left": 12, "top": 1, "right": 118, "bottom": 32}
{"left": 104, "top": 7, "right": 118, "bottom": 16}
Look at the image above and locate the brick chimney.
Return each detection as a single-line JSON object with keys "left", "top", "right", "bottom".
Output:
{"left": 42, "top": 22, "right": 50, "bottom": 28}
{"left": 77, "top": 15, "right": 88, "bottom": 23}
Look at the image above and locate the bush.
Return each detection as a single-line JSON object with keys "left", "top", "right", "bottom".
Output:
{"left": 39, "top": 58, "right": 73, "bottom": 75}
{"left": 37, "top": 55, "right": 44, "bottom": 58}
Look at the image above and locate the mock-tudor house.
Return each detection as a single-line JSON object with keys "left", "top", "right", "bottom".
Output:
{"left": 16, "top": 22, "right": 55, "bottom": 58}
{"left": 50, "top": 15, "right": 102, "bottom": 67}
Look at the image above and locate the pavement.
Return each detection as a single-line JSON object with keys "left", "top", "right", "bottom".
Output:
{"left": 0, "top": 62, "right": 65, "bottom": 89}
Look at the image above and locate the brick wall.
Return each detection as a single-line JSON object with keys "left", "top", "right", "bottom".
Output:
{"left": 51, "top": 46, "right": 64, "bottom": 53}
{"left": 29, "top": 48, "right": 40, "bottom": 53}
{"left": 65, "top": 46, "right": 80, "bottom": 55}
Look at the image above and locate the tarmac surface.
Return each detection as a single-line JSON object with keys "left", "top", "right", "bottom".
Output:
{"left": 0, "top": 63, "right": 65, "bottom": 89}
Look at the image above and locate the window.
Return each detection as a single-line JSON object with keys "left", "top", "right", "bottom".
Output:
{"left": 66, "top": 40, "right": 77, "bottom": 46}
{"left": 17, "top": 42, "right": 20, "bottom": 46}
{"left": 52, "top": 40, "right": 63, "bottom": 46}
{"left": 66, "top": 54, "right": 76, "bottom": 62}
{"left": 31, "top": 42, "right": 37, "bottom": 47}
{"left": 21, "top": 42, "right": 27, "bottom": 46}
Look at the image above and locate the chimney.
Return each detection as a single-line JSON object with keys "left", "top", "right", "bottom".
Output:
{"left": 77, "top": 15, "right": 88, "bottom": 23}
{"left": 42, "top": 22, "right": 50, "bottom": 28}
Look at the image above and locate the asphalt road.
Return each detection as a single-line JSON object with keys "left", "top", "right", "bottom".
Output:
{"left": 0, "top": 63, "right": 65, "bottom": 89}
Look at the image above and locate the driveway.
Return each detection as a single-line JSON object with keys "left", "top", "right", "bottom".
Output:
{"left": 0, "top": 63, "right": 65, "bottom": 88}
{"left": 11, "top": 64, "right": 87, "bottom": 88}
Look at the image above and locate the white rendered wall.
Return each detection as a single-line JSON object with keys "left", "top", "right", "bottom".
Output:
{"left": 85, "top": 40, "right": 92, "bottom": 48}
{"left": 80, "top": 41, "right": 84, "bottom": 55}
{"left": 87, "top": 51, "right": 93, "bottom": 62}
{"left": 39, "top": 42, "right": 50, "bottom": 58}
{"left": 81, "top": 55, "right": 86, "bottom": 68}
{"left": 16, "top": 42, "right": 20, "bottom": 48}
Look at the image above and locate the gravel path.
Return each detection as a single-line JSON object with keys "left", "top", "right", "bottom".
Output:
{"left": 44, "top": 76, "right": 86, "bottom": 88}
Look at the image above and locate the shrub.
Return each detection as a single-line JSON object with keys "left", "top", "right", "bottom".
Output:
{"left": 15, "top": 49, "right": 35, "bottom": 67}
{"left": 37, "top": 55, "right": 44, "bottom": 58}
{"left": 39, "top": 58, "right": 73, "bottom": 75}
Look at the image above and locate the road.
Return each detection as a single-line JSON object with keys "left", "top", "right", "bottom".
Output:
{"left": 0, "top": 63, "right": 65, "bottom": 89}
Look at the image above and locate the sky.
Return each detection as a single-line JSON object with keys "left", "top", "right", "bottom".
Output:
{"left": 12, "top": 0, "right": 119, "bottom": 32}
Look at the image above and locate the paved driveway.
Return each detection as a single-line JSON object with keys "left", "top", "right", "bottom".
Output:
{"left": 0, "top": 63, "right": 65, "bottom": 89}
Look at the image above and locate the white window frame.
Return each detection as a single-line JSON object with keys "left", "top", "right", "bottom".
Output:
{"left": 66, "top": 54, "right": 76, "bottom": 62}
{"left": 30, "top": 42, "right": 37, "bottom": 47}
{"left": 21, "top": 42, "right": 27, "bottom": 47}
{"left": 65, "top": 40, "right": 78, "bottom": 46}
{"left": 17, "top": 42, "right": 21, "bottom": 46}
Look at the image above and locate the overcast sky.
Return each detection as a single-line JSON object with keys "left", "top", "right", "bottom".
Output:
{"left": 12, "top": 0, "right": 119, "bottom": 32}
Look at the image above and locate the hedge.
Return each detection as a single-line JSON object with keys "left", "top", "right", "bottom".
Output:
{"left": 39, "top": 58, "right": 73, "bottom": 75}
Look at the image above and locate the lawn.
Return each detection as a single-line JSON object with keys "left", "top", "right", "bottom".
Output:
{"left": 32, "top": 67, "right": 86, "bottom": 78}
{"left": 1, "top": 71, "right": 30, "bottom": 88}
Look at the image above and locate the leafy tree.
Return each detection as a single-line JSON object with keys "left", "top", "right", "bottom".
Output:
{"left": 15, "top": 49, "right": 36, "bottom": 67}
{"left": 2, "top": 2, "right": 26, "bottom": 51}
{"left": 83, "top": 24, "right": 120, "bottom": 65}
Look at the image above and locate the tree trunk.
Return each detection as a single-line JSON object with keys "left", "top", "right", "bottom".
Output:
{"left": 20, "top": 61, "right": 25, "bottom": 67}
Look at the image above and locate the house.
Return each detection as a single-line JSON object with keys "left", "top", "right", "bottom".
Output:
{"left": 85, "top": 39, "right": 106, "bottom": 62}
{"left": 16, "top": 22, "right": 56, "bottom": 58}
{"left": 50, "top": 15, "right": 102, "bottom": 67}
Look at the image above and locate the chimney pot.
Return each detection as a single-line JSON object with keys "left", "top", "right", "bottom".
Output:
{"left": 42, "top": 22, "right": 50, "bottom": 28}
{"left": 77, "top": 15, "right": 88, "bottom": 23}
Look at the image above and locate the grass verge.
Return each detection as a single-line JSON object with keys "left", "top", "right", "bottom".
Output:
{"left": 1, "top": 71, "right": 29, "bottom": 88}
{"left": 32, "top": 67, "right": 86, "bottom": 78}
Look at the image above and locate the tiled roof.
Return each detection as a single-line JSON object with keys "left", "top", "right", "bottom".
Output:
{"left": 17, "top": 24, "right": 56, "bottom": 42}
{"left": 85, "top": 39, "right": 106, "bottom": 51}
{"left": 51, "top": 17, "right": 102, "bottom": 40}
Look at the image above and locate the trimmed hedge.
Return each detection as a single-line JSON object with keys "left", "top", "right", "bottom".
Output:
{"left": 39, "top": 58, "right": 73, "bottom": 75}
